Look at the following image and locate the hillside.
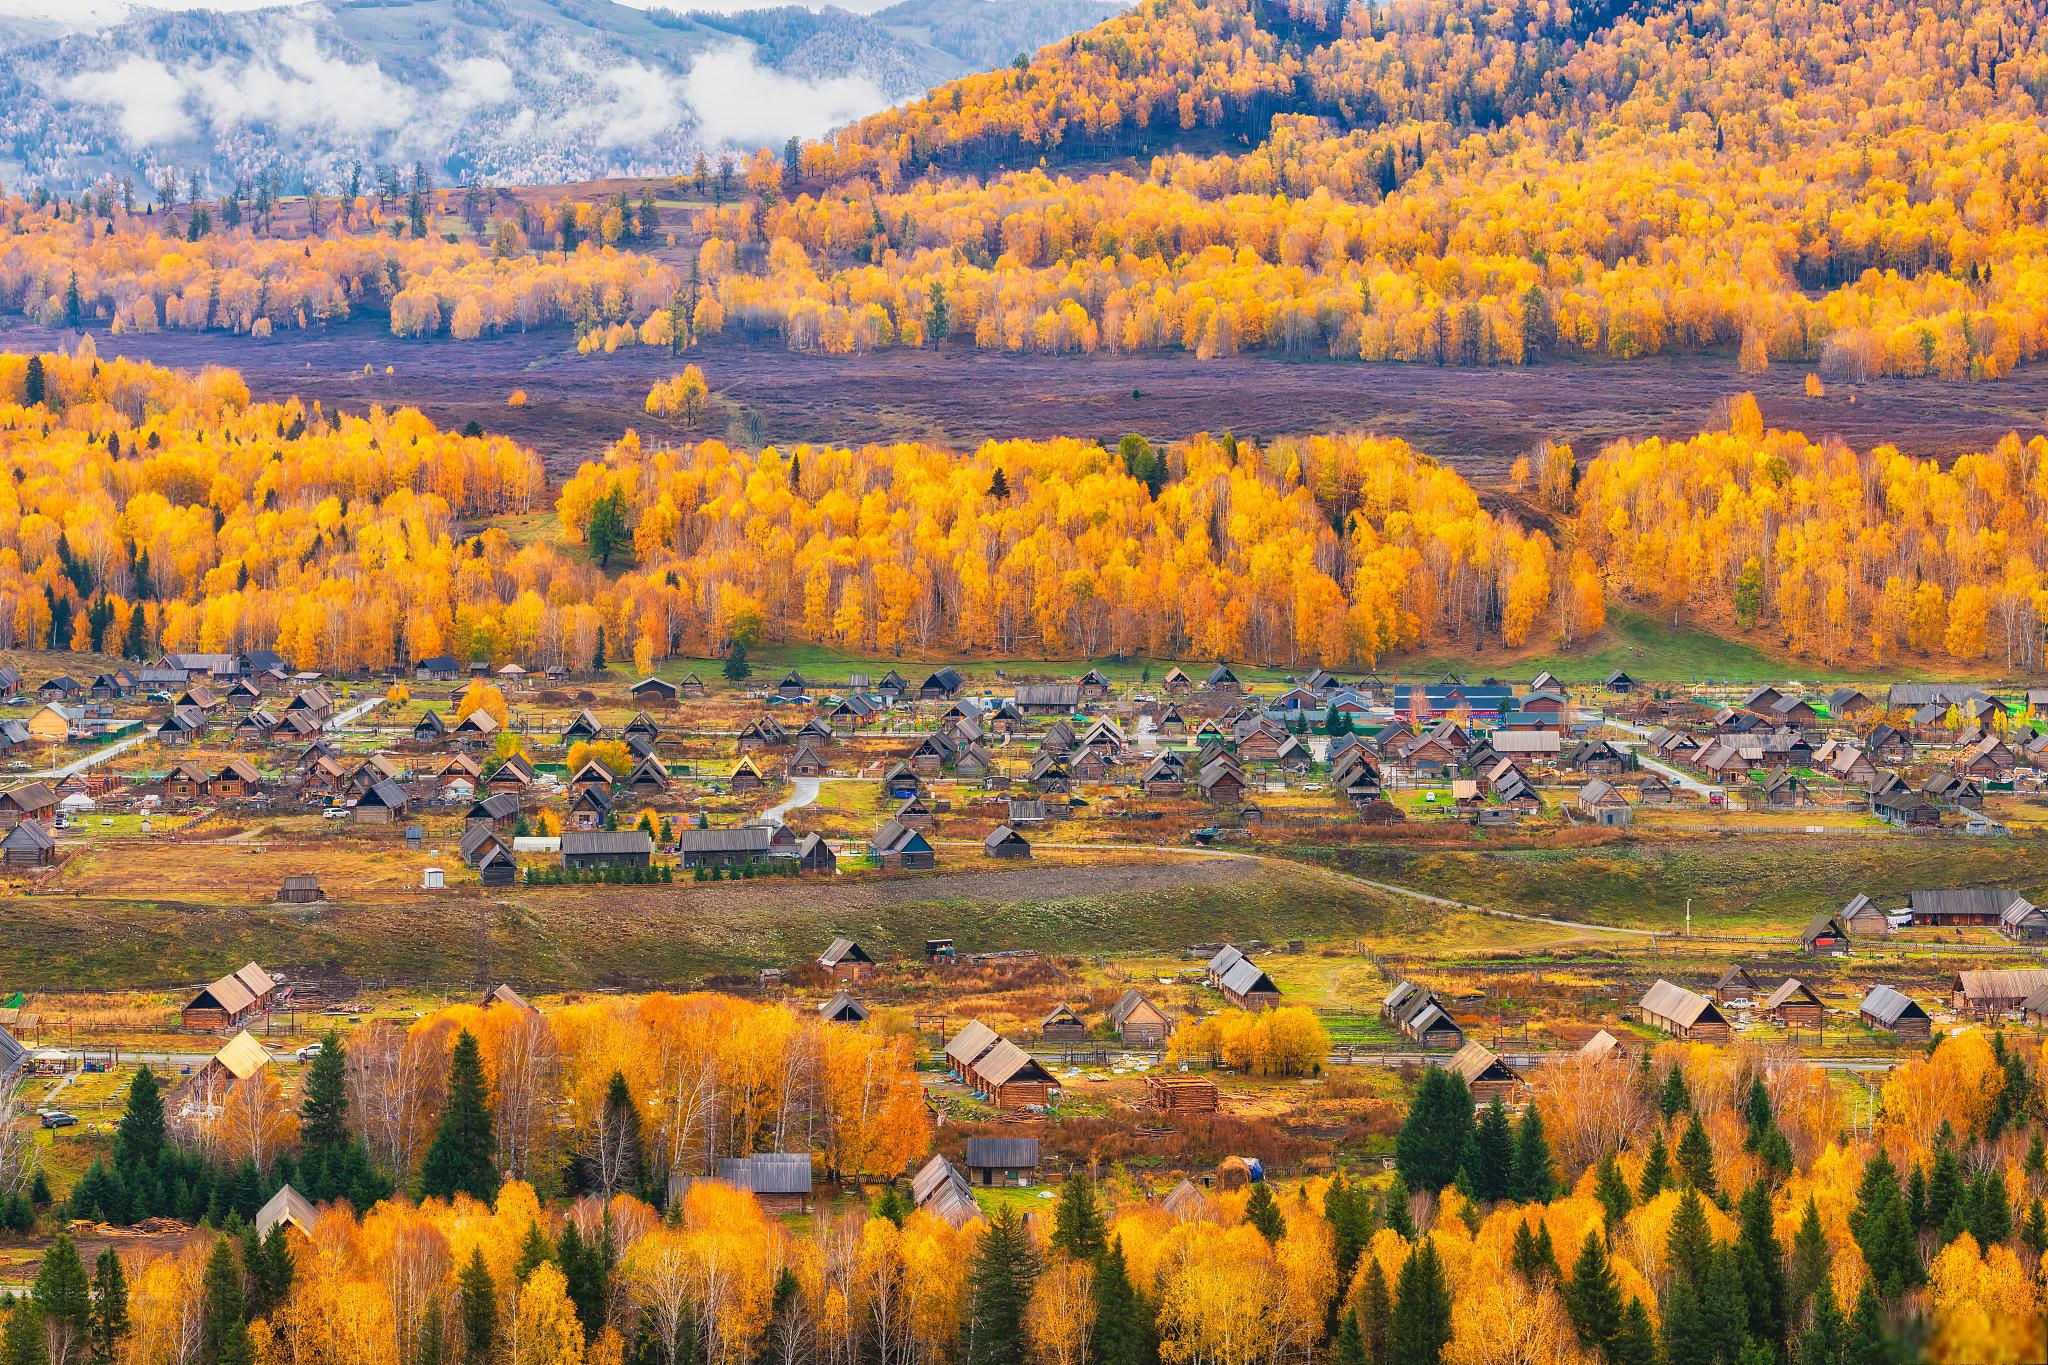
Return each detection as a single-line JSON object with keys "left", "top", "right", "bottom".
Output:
{"left": 0, "top": 0, "right": 1123, "bottom": 192}
{"left": 673, "top": 0, "right": 2048, "bottom": 375}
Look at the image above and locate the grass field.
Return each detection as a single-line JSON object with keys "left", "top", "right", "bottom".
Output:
{"left": 1297, "top": 833, "right": 2048, "bottom": 934}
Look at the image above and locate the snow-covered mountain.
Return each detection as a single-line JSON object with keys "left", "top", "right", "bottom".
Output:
{"left": 0, "top": 0, "right": 1122, "bottom": 192}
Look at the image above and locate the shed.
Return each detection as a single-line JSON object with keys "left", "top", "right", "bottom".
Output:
{"left": 1108, "top": 988, "right": 1170, "bottom": 1046}
{"left": 964, "top": 1137, "right": 1040, "bottom": 1187}
{"left": 1039, "top": 1003, "right": 1087, "bottom": 1042}
{"left": 796, "top": 833, "right": 838, "bottom": 873}
{"left": 715, "top": 1154, "right": 814, "bottom": 1213}
{"left": 0, "top": 820, "right": 56, "bottom": 867}
{"left": 819, "top": 991, "right": 869, "bottom": 1025}
{"left": 871, "top": 819, "right": 936, "bottom": 870}
{"left": 1218, "top": 957, "right": 1281, "bottom": 1011}
{"left": 277, "top": 874, "right": 323, "bottom": 904}
{"left": 560, "top": 830, "right": 654, "bottom": 870}
{"left": 1860, "top": 985, "right": 1931, "bottom": 1039}
{"left": 982, "top": 825, "right": 1032, "bottom": 859}
{"left": 911, "top": 1155, "right": 980, "bottom": 1228}
{"left": 1637, "top": 980, "right": 1730, "bottom": 1042}
{"left": 1801, "top": 913, "right": 1851, "bottom": 955}
{"left": 1447, "top": 1041, "right": 1523, "bottom": 1106}
{"left": 972, "top": 1039, "right": 1057, "bottom": 1109}
{"left": 1761, "top": 978, "right": 1825, "bottom": 1027}
{"left": 819, "top": 938, "right": 874, "bottom": 978}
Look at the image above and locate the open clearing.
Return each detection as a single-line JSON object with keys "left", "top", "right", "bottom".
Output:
{"left": 7, "top": 318, "right": 2048, "bottom": 480}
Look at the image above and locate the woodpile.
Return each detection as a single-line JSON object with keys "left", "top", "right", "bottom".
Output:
{"left": 1145, "top": 1073, "right": 1220, "bottom": 1114}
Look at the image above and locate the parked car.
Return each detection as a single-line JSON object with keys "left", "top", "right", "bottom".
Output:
{"left": 40, "top": 1111, "right": 78, "bottom": 1130}
{"left": 296, "top": 1043, "right": 324, "bottom": 1061}
{"left": 322, "top": 807, "right": 349, "bottom": 820}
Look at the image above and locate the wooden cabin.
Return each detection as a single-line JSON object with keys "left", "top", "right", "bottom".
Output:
{"left": 1637, "top": 980, "right": 1730, "bottom": 1042}
{"left": 1448, "top": 1041, "right": 1523, "bottom": 1106}
{"left": 1109, "top": 988, "right": 1170, "bottom": 1046}
{"left": 1860, "top": 985, "right": 1932, "bottom": 1039}
{"left": 1761, "top": 979, "right": 1825, "bottom": 1028}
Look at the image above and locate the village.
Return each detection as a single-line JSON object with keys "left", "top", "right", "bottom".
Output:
{"left": 7, "top": 646, "right": 2048, "bottom": 1246}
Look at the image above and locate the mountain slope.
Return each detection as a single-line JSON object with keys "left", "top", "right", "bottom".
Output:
{"left": 0, "top": 0, "right": 1123, "bottom": 192}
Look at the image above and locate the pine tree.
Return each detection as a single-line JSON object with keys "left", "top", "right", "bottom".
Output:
{"left": 299, "top": 1031, "right": 349, "bottom": 1157}
{"left": 1613, "top": 1297, "right": 1657, "bottom": 1365}
{"left": 1845, "top": 1283, "right": 1891, "bottom": 1365}
{"left": 201, "top": 1236, "right": 253, "bottom": 1365}
{"left": 1380, "top": 1173, "right": 1414, "bottom": 1239}
{"left": 514, "top": 1219, "right": 554, "bottom": 1281}
{"left": 1509, "top": 1219, "right": 1559, "bottom": 1286}
{"left": 2021, "top": 1196, "right": 2048, "bottom": 1256}
{"left": 1467, "top": 1098, "right": 1515, "bottom": 1202}
{"left": 1594, "top": 1153, "right": 1634, "bottom": 1226}
{"left": 1968, "top": 1168, "right": 2012, "bottom": 1246}
{"left": 420, "top": 1031, "right": 499, "bottom": 1203}
{"left": 3, "top": 1299, "right": 45, "bottom": 1365}
{"left": 1667, "top": 1190, "right": 1715, "bottom": 1289}
{"left": 1243, "top": 1182, "right": 1285, "bottom": 1243}
{"left": 1334, "top": 1308, "right": 1366, "bottom": 1365}
{"left": 458, "top": 1248, "right": 496, "bottom": 1363}
{"left": 1637, "top": 1134, "right": 1671, "bottom": 1203}
{"left": 1052, "top": 1170, "right": 1108, "bottom": 1259}
{"left": 988, "top": 466, "right": 1010, "bottom": 499}
{"left": 1324, "top": 1173, "right": 1372, "bottom": 1287}
{"left": 1389, "top": 1239, "right": 1452, "bottom": 1365}
{"left": 1090, "top": 1239, "right": 1155, "bottom": 1365}
{"left": 89, "top": 1248, "right": 127, "bottom": 1365}
{"left": 23, "top": 356, "right": 44, "bottom": 406}
{"left": 1510, "top": 1106, "right": 1557, "bottom": 1203}
{"left": 1733, "top": 1179, "right": 1786, "bottom": 1353}
{"left": 967, "top": 1207, "right": 1040, "bottom": 1365}
{"left": 1357, "top": 1254, "right": 1393, "bottom": 1364}
{"left": 1796, "top": 1281, "right": 1844, "bottom": 1365}
{"left": 1563, "top": 1230, "right": 1623, "bottom": 1360}
{"left": 1849, "top": 1150, "right": 1918, "bottom": 1298}
{"left": 1926, "top": 1138, "right": 1961, "bottom": 1234}
{"left": 32, "top": 1233, "right": 92, "bottom": 1363}
{"left": 1659, "top": 1065, "right": 1692, "bottom": 1120}
{"left": 419, "top": 1299, "right": 448, "bottom": 1365}
{"left": 1785, "top": 1198, "right": 1827, "bottom": 1319}
{"left": 1395, "top": 1068, "right": 1474, "bottom": 1194}
{"left": 722, "top": 641, "right": 751, "bottom": 681}
{"left": 1676, "top": 1112, "right": 1716, "bottom": 1195}
{"left": 114, "top": 1067, "right": 165, "bottom": 1172}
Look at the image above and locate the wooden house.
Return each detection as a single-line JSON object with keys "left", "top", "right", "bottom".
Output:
{"left": 674, "top": 826, "right": 774, "bottom": 870}
{"left": 796, "top": 833, "right": 837, "bottom": 873}
{"left": 1909, "top": 889, "right": 2026, "bottom": 929}
{"left": 982, "top": 825, "right": 1032, "bottom": 859}
{"left": 729, "top": 755, "right": 766, "bottom": 793}
{"left": 631, "top": 676, "right": 680, "bottom": 706}
{"left": 1217, "top": 956, "right": 1281, "bottom": 1011}
{"left": 911, "top": 1155, "right": 980, "bottom": 1228}
{"left": 562, "top": 709, "right": 605, "bottom": 743}
{"left": 1800, "top": 913, "right": 1850, "bottom": 955}
{"left": 1838, "top": 894, "right": 1892, "bottom": 936}
{"left": 351, "top": 779, "right": 409, "bottom": 824}
{"left": 1860, "top": 985, "right": 1931, "bottom": 1039}
{"left": 1952, "top": 968, "right": 2048, "bottom": 1018}
{"left": 208, "top": 759, "right": 262, "bottom": 801}
{"left": 819, "top": 938, "right": 874, "bottom": 979}
{"left": 277, "top": 874, "right": 323, "bottom": 904}
{"left": 1637, "top": 980, "right": 1730, "bottom": 1042}
{"left": 788, "top": 741, "right": 827, "bottom": 778}
{"left": 1109, "top": 989, "right": 1170, "bottom": 1046}
{"left": 255, "top": 1185, "right": 318, "bottom": 1241}
{"left": 870, "top": 819, "right": 936, "bottom": 870}
{"left": 677, "top": 672, "right": 707, "bottom": 698}
{"left": 560, "top": 830, "right": 653, "bottom": 871}
{"left": 714, "top": 1154, "right": 813, "bottom": 1213}
{"left": 1, "top": 820, "right": 56, "bottom": 867}
{"left": 1447, "top": 1041, "right": 1523, "bottom": 1106}
{"left": 163, "top": 762, "right": 208, "bottom": 803}
{"left": 965, "top": 1136, "right": 1041, "bottom": 1186}
{"left": 1761, "top": 979, "right": 1825, "bottom": 1027}
{"left": 1711, "top": 965, "right": 1760, "bottom": 1005}
{"left": 819, "top": 991, "right": 868, "bottom": 1025}
{"left": 182, "top": 963, "right": 279, "bottom": 1031}
{"left": 971, "top": 1040, "right": 1057, "bottom": 1110}
{"left": 1039, "top": 1003, "right": 1087, "bottom": 1041}
{"left": 1384, "top": 980, "right": 1464, "bottom": 1049}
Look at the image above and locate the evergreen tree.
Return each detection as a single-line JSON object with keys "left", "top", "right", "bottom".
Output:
{"left": 1659, "top": 1066, "right": 1692, "bottom": 1120}
{"left": 966, "top": 1207, "right": 1040, "bottom": 1365}
{"left": 1846, "top": 1283, "right": 1891, "bottom": 1365}
{"left": 2, "top": 1299, "right": 44, "bottom": 1365}
{"left": 1785, "top": 1198, "right": 1828, "bottom": 1320}
{"left": 1333, "top": 1308, "right": 1366, "bottom": 1365}
{"left": 871, "top": 1185, "right": 909, "bottom": 1228}
{"left": 1052, "top": 1170, "right": 1108, "bottom": 1259}
{"left": 514, "top": 1219, "right": 554, "bottom": 1281}
{"left": 1733, "top": 1180, "right": 1786, "bottom": 1353}
{"left": 1848, "top": 1150, "right": 1918, "bottom": 1298}
{"left": 1637, "top": 1134, "right": 1671, "bottom": 1203}
{"left": 1594, "top": 1153, "right": 1634, "bottom": 1226}
{"left": 1089, "top": 1240, "right": 1155, "bottom": 1365}
{"left": 1509, "top": 1219, "right": 1559, "bottom": 1286}
{"left": 23, "top": 356, "right": 44, "bottom": 406}
{"left": 1926, "top": 1138, "right": 1961, "bottom": 1234}
{"left": 1358, "top": 1255, "right": 1393, "bottom": 1365}
{"left": 1796, "top": 1281, "right": 1844, "bottom": 1365}
{"left": 1509, "top": 1106, "right": 1557, "bottom": 1203}
{"left": 1666, "top": 1189, "right": 1715, "bottom": 1289}
{"left": 1563, "top": 1230, "right": 1623, "bottom": 1360}
{"left": 457, "top": 1249, "right": 496, "bottom": 1363}
{"left": 31, "top": 1233, "right": 91, "bottom": 1364}
{"left": 559, "top": 1219, "right": 610, "bottom": 1342}
{"left": 1395, "top": 1068, "right": 1474, "bottom": 1194}
{"left": 201, "top": 1236, "right": 253, "bottom": 1365}
{"left": 585, "top": 488, "right": 632, "bottom": 568}
{"left": 114, "top": 1067, "right": 165, "bottom": 1171}
{"left": 300, "top": 1031, "right": 348, "bottom": 1155}
{"left": 1466, "top": 1098, "right": 1514, "bottom": 1202}
{"left": 1323, "top": 1173, "right": 1372, "bottom": 1288}
{"left": 1967, "top": 1168, "right": 2012, "bottom": 1246}
{"left": 1613, "top": 1297, "right": 1657, "bottom": 1365}
{"left": 1676, "top": 1112, "right": 1717, "bottom": 1195}
{"left": 420, "top": 1031, "right": 499, "bottom": 1203}
{"left": 722, "top": 641, "right": 751, "bottom": 681}
{"left": 88, "top": 1248, "right": 128, "bottom": 1365}
{"left": 1380, "top": 1173, "right": 1414, "bottom": 1239}
{"left": 1243, "top": 1182, "right": 1285, "bottom": 1243}
{"left": 1389, "top": 1239, "right": 1452, "bottom": 1365}
{"left": 2021, "top": 1196, "right": 2048, "bottom": 1256}
{"left": 419, "top": 1300, "right": 448, "bottom": 1365}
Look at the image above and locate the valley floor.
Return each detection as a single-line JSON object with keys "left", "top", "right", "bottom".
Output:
{"left": 10, "top": 317, "right": 2048, "bottom": 478}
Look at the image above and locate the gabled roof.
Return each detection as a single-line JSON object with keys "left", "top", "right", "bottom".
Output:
{"left": 871, "top": 819, "right": 933, "bottom": 856}
{"left": 975, "top": 1038, "right": 1055, "bottom": 1088}
{"left": 1859, "top": 985, "right": 1928, "bottom": 1026}
{"left": 965, "top": 1137, "right": 1041, "bottom": 1169}
{"left": 819, "top": 991, "right": 868, "bottom": 1023}
{"left": 256, "top": 1184, "right": 318, "bottom": 1238}
{"left": 945, "top": 1020, "right": 1001, "bottom": 1072}
{"left": 1219, "top": 958, "right": 1278, "bottom": 999}
{"left": 1109, "top": 988, "right": 1166, "bottom": 1027}
{"left": 820, "top": 938, "right": 873, "bottom": 968}
{"left": 210, "top": 1031, "right": 271, "bottom": 1081}
{"left": 718, "top": 1153, "right": 814, "bottom": 1196}
{"left": 1447, "top": 1040, "right": 1520, "bottom": 1088}
{"left": 1761, "top": 978, "right": 1822, "bottom": 1011}
{"left": 1638, "top": 980, "right": 1723, "bottom": 1028}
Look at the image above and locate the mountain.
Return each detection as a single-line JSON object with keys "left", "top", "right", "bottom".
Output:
{"left": 0, "top": 0, "right": 1123, "bottom": 193}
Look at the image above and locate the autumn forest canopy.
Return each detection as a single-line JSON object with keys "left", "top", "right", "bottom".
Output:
{"left": 7, "top": 0, "right": 2048, "bottom": 379}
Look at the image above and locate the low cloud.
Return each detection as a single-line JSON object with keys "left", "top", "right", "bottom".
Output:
{"left": 59, "top": 56, "right": 192, "bottom": 145}
{"left": 684, "top": 44, "right": 889, "bottom": 147}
